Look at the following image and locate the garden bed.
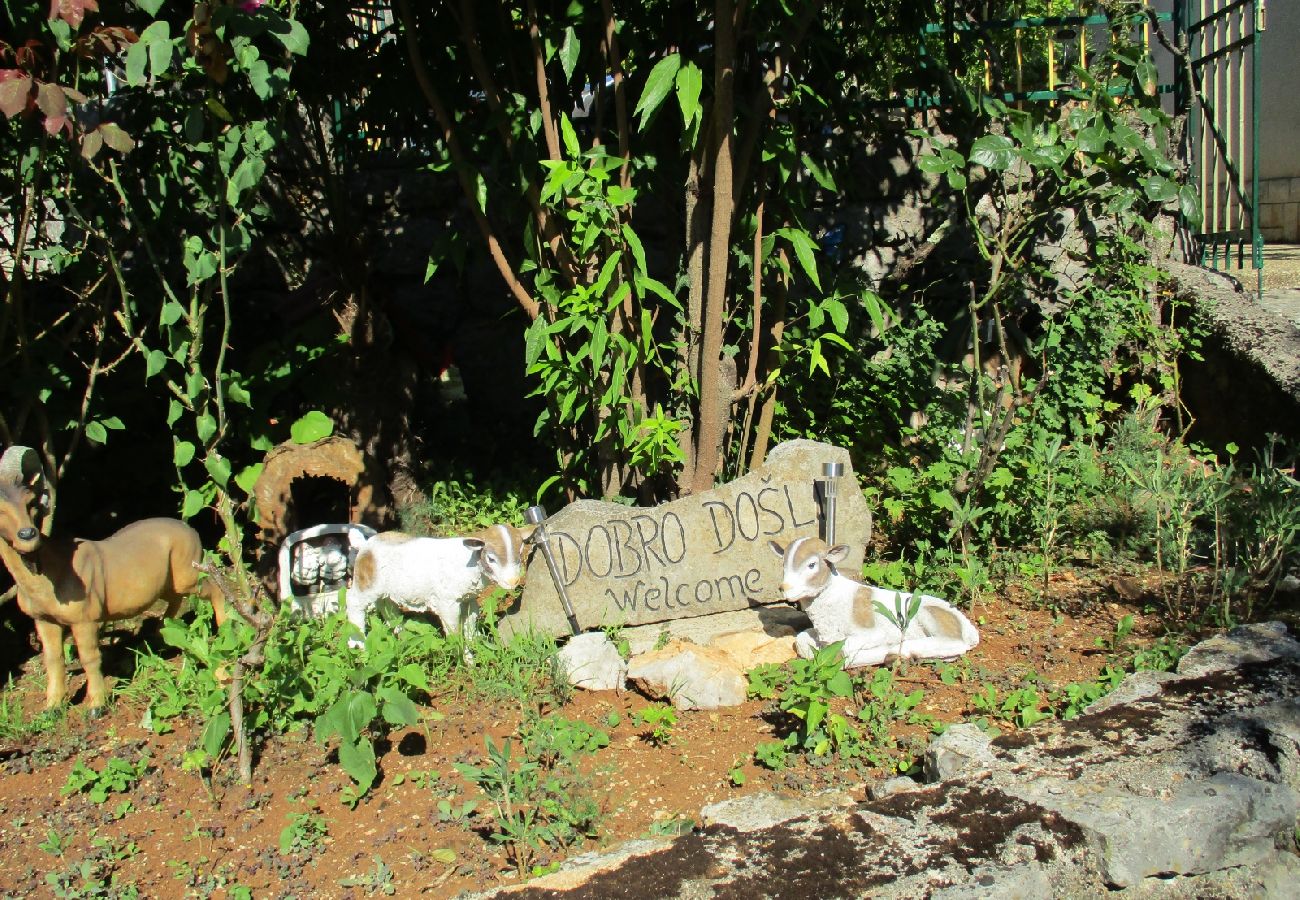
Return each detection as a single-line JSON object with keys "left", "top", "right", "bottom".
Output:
{"left": 0, "top": 566, "right": 1190, "bottom": 898}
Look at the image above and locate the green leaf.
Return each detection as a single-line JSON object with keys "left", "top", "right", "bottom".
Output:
{"left": 290, "top": 411, "right": 334, "bottom": 444}
{"left": 1076, "top": 125, "right": 1107, "bottom": 155}
{"left": 396, "top": 663, "right": 429, "bottom": 692}
{"left": 674, "top": 61, "right": 702, "bottom": 127}
{"left": 273, "top": 19, "right": 310, "bottom": 56}
{"left": 338, "top": 738, "right": 377, "bottom": 793}
{"left": 143, "top": 21, "right": 173, "bottom": 79}
{"left": 196, "top": 412, "right": 217, "bottom": 445}
{"left": 145, "top": 349, "right": 166, "bottom": 379}
{"left": 181, "top": 490, "right": 205, "bottom": 519}
{"left": 968, "top": 134, "right": 1015, "bottom": 170}
{"left": 160, "top": 300, "right": 185, "bottom": 327}
{"left": 204, "top": 454, "right": 231, "bottom": 488}
{"left": 634, "top": 53, "right": 681, "bottom": 127}
{"left": 226, "top": 155, "right": 266, "bottom": 206}
{"left": 622, "top": 224, "right": 647, "bottom": 276}
{"left": 559, "top": 112, "right": 580, "bottom": 159}
{"left": 776, "top": 228, "right": 820, "bottom": 290}
{"left": 233, "top": 463, "right": 262, "bottom": 496}
{"left": 558, "top": 26, "right": 579, "bottom": 81}
{"left": 524, "top": 315, "right": 549, "bottom": 369}
{"left": 202, "top": 711, "right": 231, "bottom": 759}
{"left": 174, "top": 440, "right": 196, "bottom": 468}
{"left": 378, "top": 685, "right": 419, "bottom": 727}
{"left": 1142, "top": 175, "right": 1178, "bottom": 203}
{"left": 124, "top": 39, "right": 149, "bottom": 87}
{"left": 801, "top": 153, "right": 836, "bottom": 192}
{"left": 1178, "top": 183, "right": 1202, "bottom": 227}
{"left": 917, "top": 154, "right": 953, "bottom": 174}
{"left": 85, "top": 421, "right": 108, "bottom": 445}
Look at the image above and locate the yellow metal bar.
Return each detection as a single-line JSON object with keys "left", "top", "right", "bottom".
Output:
{"left": 1226, "top": 3, "right": 1234, "bottom": 233}
{"left": 1206, "top": 0, "right": 1216, "bottom": 243}
{"left": 1048, "top": 37, "right": 1056, "bottom": 91}
{"left": 1015, "top": 30, "right": 1023, "bottom": 93}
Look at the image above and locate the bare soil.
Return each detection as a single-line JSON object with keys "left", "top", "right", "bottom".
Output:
{"left": 0, "top": 568, "right": 1192, "bottom": 899}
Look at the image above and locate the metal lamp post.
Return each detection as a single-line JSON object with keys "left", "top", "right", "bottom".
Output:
{"left": 525, "top": 505, "right": 581, "bottom": 635}
{"left": 821, "top": 462, "right": 844, "bottom": 545}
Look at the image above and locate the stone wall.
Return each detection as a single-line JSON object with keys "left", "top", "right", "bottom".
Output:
{"left": 1261, "top": 176, "right": 1300, "bottom": 243}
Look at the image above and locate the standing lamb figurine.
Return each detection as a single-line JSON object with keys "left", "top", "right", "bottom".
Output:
{"left": 770, "top": 537, "right": 979, "bottom": 669}
{"left": 345, "top": 524, "right": 534, "bottom": 648}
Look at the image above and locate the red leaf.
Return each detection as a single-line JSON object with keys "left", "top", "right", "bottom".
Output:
{"left": 48, "top": 0, "right": 100, "bottom": 29}
{"left": 42, "top": 112, "right": 68, "bottom": 135}
{"left": 0, "top": 74, "right": 32, "bottom": 118}
{"left": 35, "top": 80, "right": 66, "bottom": 120}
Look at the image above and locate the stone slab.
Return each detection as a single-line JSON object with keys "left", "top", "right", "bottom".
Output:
{"left": 619, "top": 605, "right": 808, "bottom": 656}
{"left": 501, "top": 440, "right": 871, "bottom": 638}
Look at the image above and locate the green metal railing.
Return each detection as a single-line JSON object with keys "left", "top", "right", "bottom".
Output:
{"left": 885, "top": 11, "right": 1177, "bottom": 110}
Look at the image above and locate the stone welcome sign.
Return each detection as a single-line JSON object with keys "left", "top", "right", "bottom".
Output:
{"left": 500, "top": 440, "right": 872, "bottom": 638}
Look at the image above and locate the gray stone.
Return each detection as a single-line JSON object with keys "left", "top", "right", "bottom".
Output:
{"left": 1176, "top": 621, "right": 1300, "bottom": 677}
{"left": 929, "top": 865, "right": 1052, "bottom": 899}
{"left": 698, "top": 792, "right": 836, "bottom": 832}
{"left": 866, "top": 775, "right": 923, "bottom": 800}
{"left": 1012, "top": 772, "right": 1300, "bottom": 888}
{"left": 626, "top": 640, "right": 748, "bottom": 710}
{"left": 503, "top": 440, "right": 872, "bottom": 638}
{"left": 1083, "top": 669, "right": 1181, "bottom": 716}
{"left": 924, "top": 723, "right": 999, "bottom": 783}
{"left": 556, "top": 632, "right": 626, "bottom": 692}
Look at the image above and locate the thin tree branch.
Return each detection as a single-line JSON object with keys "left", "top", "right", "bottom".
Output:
{"left": 396, "top": 0, "right": 540, "bottom": 320}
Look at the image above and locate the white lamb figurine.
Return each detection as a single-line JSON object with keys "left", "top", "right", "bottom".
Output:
{"left": 346, "top": 524, "right": 533, "bottom": 649}
{"left": 770, "top": 537, "right": 979, "bottom": 669}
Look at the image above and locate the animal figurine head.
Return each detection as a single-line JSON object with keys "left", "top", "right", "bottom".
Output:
{"left": 0, "top": 446, "right": 50, "bottom": 554}
{"left": 463, "top": 524, "right": 536, "bottom": 591}
{"left": 769, "top": 537, "right": 849, "bottom": 605}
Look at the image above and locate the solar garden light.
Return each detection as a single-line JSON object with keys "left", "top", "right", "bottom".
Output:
{"left": 821, "top": 461, "right": 845, "bottom": 545}
{"left": 525, "top": 505, "right": 581, "bottom": 635}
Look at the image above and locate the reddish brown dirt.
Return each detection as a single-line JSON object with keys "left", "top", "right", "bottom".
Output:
{"left": 0, "top": 568, "right": 1193, "bottom": 898}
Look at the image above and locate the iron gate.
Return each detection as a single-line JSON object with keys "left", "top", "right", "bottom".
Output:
{"left": 1183, "top": 0, "right": 1266, "bottom": 293}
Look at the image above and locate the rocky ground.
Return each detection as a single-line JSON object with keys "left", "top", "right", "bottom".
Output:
{"left": 468, "top": 623, "right": 1300, "bottom": 899}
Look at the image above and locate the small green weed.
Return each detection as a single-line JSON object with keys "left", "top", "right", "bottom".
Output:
{"left": 646, "top": 815, "right": 694, "bottom": 837}
{"left": 279, "top": 811, "right": 328, "bottom": 857}
{"left": 456, "top": 714, "right": 608, "bottom": 876}
{"left": 61, "top": 754, "right": 151, "bottom": 804}
{"left": 632, "top": 703, "right": 678, "bottom": 746}
{"left": 339, "top": 855, "right": 397, "bottom": 896}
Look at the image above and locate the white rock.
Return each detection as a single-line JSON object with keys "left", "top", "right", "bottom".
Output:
{"left": 627, "top": 640, "right": 748, "bottom": 710}
{"left": 557, "top": 632, "right": 627, "bottom": 692}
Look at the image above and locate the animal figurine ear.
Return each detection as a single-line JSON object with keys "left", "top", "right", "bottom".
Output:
{"left": 518, "top": 524, "right": 538, "bottom": 544}
{"left": 824, "top": 544, "right": 850, "bottom": 565}
{"left": 0, "top": 445, "right": 49, "bottom": 511}
{"left": 768, "top": 540, "right": 786, "bottom": 558}
{"left": 462, "top": 538, "right": 485, "bottom": 551}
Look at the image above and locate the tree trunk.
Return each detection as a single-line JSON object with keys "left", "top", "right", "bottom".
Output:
{"left": 691, "top": 0, "right": 738, "bottom": 494}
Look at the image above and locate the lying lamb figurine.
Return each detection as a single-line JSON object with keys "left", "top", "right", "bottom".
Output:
{"left": 345, "top": 524, "right": 534, "bottom": 649}
{"left": 770, "top": 537, "right": 979, "bottom": 668}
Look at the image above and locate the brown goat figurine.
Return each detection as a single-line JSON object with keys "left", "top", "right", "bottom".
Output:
{"left": 0, "top": 446, "right": 225, "bottom": 710}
